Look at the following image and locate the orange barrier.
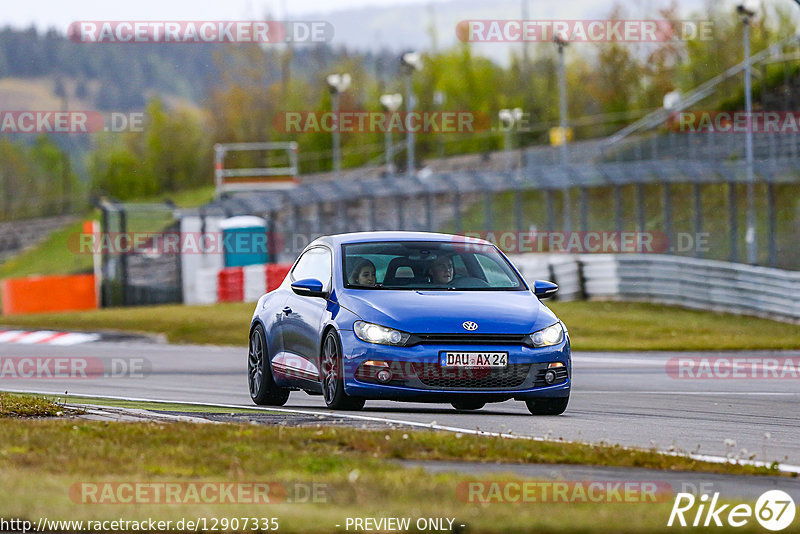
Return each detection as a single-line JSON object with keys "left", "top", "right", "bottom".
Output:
{"left": 2, "top": 274, "right": 97, "bottom": 315}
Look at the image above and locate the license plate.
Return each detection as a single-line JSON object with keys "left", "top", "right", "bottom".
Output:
{"left": 441, "top": 352, "right": 508, "bottom": 368}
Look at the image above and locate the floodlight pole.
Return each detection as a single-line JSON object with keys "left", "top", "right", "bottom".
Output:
{"left": 739, "top": 6, "right": 757, "bottom": 264}
{"left": 326, "top": 73, "right": 351, "bottom": 177}
{"left": 555, "top": 36, "right": 571, "bottom": 231}
{"left": 401, "top": 52, "right": 422, "bottom": 177}
{"left": 331, "top": 89, "right": 341, "bottom": 175}
{"left": 555, "top": 36, "right": 569, "bottom": 167}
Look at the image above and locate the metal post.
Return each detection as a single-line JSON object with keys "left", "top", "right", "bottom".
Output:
{"left": 636, "top": 183, "right": 646, "bottom": 232}
{"left": 369, "top": 196, "right": 378, "bottom": 231}
{"left": 556, "top": 41, "right": 568, "bottom": 166}
{"left": 562, "top": 187, "right": 571, "bottom": 232}
{"left": 545, "top": 190, "right": 555, "bottom": 231}
{"left": 742, "top": 14, "right": 758, "bottom": 264}
{"left": 453, "top": 191, "right": 462, "bottom": 234}
{"left": 331, "top": 91, "right": 341, "bottom": 175}
{"left": 613, "top": 185, "right": 623, "bottom": 236}
{"left": 767, "top": 182, "right": 777, "bottom": 267}
{"left": 405, "top": 73, "right": 415, "bottom": 176}
{"left": 579, "top": 187, "right": 588, "bottom": 232}
{"left": 397, "top": 195, "right": 405, "bottom": 230}
{"left": 663, "top": 183, "right": 673, "bottom": 253}
{"left": 384, "top": 127, "right": 393, "bottom": 175}
{"left": 729, "top": 182, "right": 739, "bottom": 262}
{"left": 484, "top": 191, "right": 494, "bottom": 232}
{"left": 514, "top": 188, "right": 524, "bottom": 232}
{"left": 119, "top": 206, "right": 128, "bottom": 306}
{"left": 693, "top": 182, "right": 703, "bottom": 258}
{"left": 426, "top": 191, "right": 434, "bottom": 231}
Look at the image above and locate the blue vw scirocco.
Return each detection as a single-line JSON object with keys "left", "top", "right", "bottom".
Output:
{"left": 248, "top": 232, "right": 571, "bottom": 415}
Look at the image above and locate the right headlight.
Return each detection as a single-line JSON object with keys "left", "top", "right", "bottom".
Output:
{"left": 528, "top": 322, "right": 564, "bottom": 348}
{"left": 353, "top": 321, "right": 410, "bottom": 346}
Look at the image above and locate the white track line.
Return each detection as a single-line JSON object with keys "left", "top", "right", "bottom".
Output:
{"left": 3, "top": 387, "right": 800, "bottom": 475}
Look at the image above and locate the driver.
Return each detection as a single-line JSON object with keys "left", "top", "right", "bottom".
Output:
{"left": 428, "top": 255, "right": 454, "bottom": 285}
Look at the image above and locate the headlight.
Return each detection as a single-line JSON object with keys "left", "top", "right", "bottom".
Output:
{"left": 529, "top": 322, "right": 564, "bottom": 348}
{"left": 353, "top": 321, "right": 410, "bottom": 346}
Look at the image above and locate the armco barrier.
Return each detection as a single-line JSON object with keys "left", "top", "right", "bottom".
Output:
{"left": 509, "top": 253, "right": 799, "bottom": 322}
{"left": 610, "top": 254, "right": 800, "bottom": 322}
{"left": 2, "top": 274, "right": 97, "bottom": 315}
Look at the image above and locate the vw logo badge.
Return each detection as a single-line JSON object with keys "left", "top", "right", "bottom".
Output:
{"left": 462, "top": 321, "right": 478, "bottom": 331}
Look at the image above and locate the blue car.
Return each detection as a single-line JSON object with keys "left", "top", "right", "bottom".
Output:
{"left": 248, "top": 232, "right": 571, "bottom": 415}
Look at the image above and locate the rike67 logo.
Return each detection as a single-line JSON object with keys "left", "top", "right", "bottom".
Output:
{"left": 668, "top": 490, "right": 796, "bottom": 531}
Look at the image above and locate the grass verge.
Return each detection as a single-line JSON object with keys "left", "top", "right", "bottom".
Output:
{"left": 0, "top": 392, "right": 67, "bottom": 418}
{"left": 1, "top": 300, "right": 798, "bottom": 351}
{"left": 0, "top": 418, "right": 785, "bottom": 533}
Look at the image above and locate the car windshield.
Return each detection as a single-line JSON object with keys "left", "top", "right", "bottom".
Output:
{"left": 342, "top": 241, "right": 526, "bottom": 291}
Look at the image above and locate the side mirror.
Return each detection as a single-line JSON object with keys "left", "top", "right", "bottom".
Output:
{"left": 291, "top": 278, "right": 328, "bottom": 298}
{"left": 533, "top": 280, "right": 558, "bottom": 299}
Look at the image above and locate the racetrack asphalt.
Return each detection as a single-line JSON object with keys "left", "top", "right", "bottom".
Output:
{"left": 1, "top": 340, "right": 799, "bottom": 468}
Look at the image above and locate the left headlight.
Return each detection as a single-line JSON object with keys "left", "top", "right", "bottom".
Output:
{"left": 353, "top": 321, "right": 411, "bottom": 346}
{"left": 528, "top": 322, "right": 564, "bottom": 348}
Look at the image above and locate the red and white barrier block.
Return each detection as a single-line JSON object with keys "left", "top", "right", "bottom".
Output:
{"left": 193, "top": 263, "right": 292, "bottom": 305}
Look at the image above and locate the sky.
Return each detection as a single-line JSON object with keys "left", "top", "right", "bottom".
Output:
{"left": 2, "top": 0, "right": 447, "bottom": 30}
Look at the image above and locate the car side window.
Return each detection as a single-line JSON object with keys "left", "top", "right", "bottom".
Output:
{"left": 291, "top": 247, "right": 332, "bottom": 289}
{"left": 476, "top": 254, "right": 516, "bottom": 286}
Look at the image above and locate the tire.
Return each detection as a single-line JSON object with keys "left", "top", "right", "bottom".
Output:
{"left": 525, "top": 397, "right": 569, "bottom": 415}
{"left": 320, "top": 330, "right": 365, "bottom": 411}
{"left": 248, "top": 324, "right": 290, "bottom": 406}
{"left": 451, "top": 400, "right": 486, "bottom": 411}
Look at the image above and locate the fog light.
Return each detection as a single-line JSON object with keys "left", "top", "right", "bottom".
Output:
{"left": 548, "top": 362, "right": 565, "bottom": 368}
{"left": 544, "top": 369, "right": 557, "bottom": 384}
{"left": 376, "top": 369, "right": 392, "bottom": 383}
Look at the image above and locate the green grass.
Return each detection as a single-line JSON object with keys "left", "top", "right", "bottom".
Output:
{"left": 138, "top": 184, "right": 216, "bottom": 208}
{"left": 0, "top": 219, "right": 95, "bottom": 281}
{"left": 1, "top": 300, "right": 798, "bottom": 351}
{"left": 0, "top": 392, "right": 66, "bottom": 418}
{"left": 0, "top": 419, "right": 784, "bottom": 533}
{"left": 0, "top": 186, "right": 214, "bottom": 289}
{"left": 55, "top": 395, "right": 275, "bottom": 414}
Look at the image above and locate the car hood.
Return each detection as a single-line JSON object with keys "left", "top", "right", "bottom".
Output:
{"left": 338, "top": 289, "right": 558, "bottom": 335}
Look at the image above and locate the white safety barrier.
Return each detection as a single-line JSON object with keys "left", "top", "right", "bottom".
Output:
{"left": 510, "top": 253, "right": 800, "bottom": 322}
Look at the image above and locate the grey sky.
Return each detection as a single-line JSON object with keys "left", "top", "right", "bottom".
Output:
{"left": 2, "top": 0, "right": 445, "bottom": 30}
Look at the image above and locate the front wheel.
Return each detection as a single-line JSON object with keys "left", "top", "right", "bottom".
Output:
{"left": 248, "top": 325, "right": 290, "bottom": 406}
{"left": 525, "top": 397, "right": 569, "bottom": 415}
{"left": 320, "top": 331, "right": 365, "bottom": 411}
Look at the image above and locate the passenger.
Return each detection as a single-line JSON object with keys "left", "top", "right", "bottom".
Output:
{"left": 428, "top": 255, "right": 454, "bottom": 284}
{"left": 348, "top": 258, "right": 377, "bottom": 287}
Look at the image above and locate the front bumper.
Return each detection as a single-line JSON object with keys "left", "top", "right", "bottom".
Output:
{"left": 338, "top": 329, "right": 571, "bottom": 401}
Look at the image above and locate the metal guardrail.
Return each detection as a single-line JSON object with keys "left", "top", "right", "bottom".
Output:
{"left": 511, "top": 253, "right": 800, "bottom": 323}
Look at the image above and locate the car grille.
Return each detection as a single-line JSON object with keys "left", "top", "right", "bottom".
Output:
{"left": 414, "top": 363, "right": 531, "bottom": 389}
{"left": 407, "top": 333, "right": 529, "bottom": 346}
{"left": 533, "top": 366, "right": 569, "bottom": 387}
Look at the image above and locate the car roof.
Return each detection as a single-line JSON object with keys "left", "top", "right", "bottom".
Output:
{"left": 308, "top": 231, "right": 494, "bottom": 248}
